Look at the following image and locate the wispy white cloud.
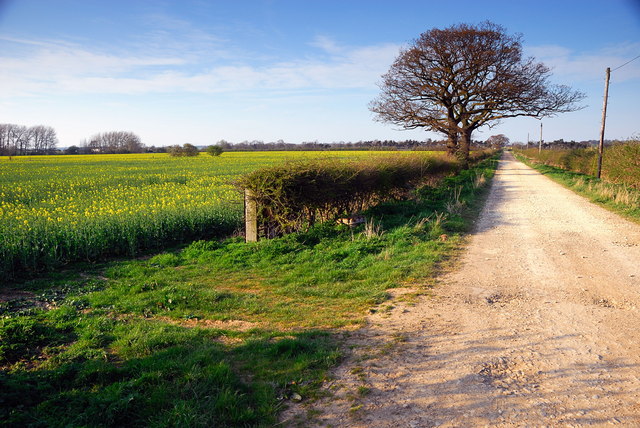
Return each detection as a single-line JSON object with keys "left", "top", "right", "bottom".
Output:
{"left": 309, "top": 35, "right": 346, "bottom": 55}
{"left": 0, "top": 36, "right": 188, "bottom": 96}
{"left": 134, "top": 13, "right": 235, "bottom": 62}
{"left": 526, "top": 42, "right": 640, "bottom": 82}
{"left": 0, "top": 34, "right": 400, "bottom": 97}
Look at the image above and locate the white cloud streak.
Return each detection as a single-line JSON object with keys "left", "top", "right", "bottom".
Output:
{"left": 5, "top": 30, "right": 637, "bottom": 103}
{"left": 0, "top": 35, "right": 399, "bottom": 97}
{"left": 526, "top": 42, "right": 640, "bottom": 83}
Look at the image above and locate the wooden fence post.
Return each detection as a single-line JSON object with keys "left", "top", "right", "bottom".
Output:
{"left": 244, "top": 189, "right": 258, "bottom": 242}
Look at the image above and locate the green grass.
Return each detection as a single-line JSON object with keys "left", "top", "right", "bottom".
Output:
{"left": 514, "top": 153, "right": 640, "bottom": 223}
{"left": 0, "top": 156, "right": 499, "bottom": 427}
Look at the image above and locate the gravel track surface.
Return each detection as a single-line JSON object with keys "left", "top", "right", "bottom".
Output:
{"left": 282, "top": 152, "right": 640, "bottom": 427}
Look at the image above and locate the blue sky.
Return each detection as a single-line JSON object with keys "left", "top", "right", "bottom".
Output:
{"left": 1, "top": 0, "right": 639, "bottom": 147}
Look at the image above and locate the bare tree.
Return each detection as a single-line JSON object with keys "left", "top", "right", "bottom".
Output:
{"left": 85, "top": 131, "right": 145, "bottom": 154}
{"left": 0, "top": 124, "right": 59, "bottom": 155}
{"left": 486, "top": 134, "right": 510, "bottom": 149}
{"left": 15, "top": 126, "right": 30, "bottom": 155}
{"left": 0, "top": 124, "right": 13, "bottom": 155}
{"left": 370, "top": 22, "right": 584, "bottom": 165}
{"left": 0, "top": 124, "right": 29, "bottom": 155}
{"left": 29, "top": 126, "right": 45, "bottom": 154}
{"left": 167, "top": 143, "right": 200, "bottom": 157}
{"left": 28, "top": 125, "right": 59, "bottom": 154}
{"left": 166, "top": 145, "right": 184, "bottom": 156}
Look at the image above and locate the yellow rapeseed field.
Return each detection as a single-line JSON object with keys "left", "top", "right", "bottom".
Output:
{"left": 0, "top": 151, "right": 395, "bottom": 276}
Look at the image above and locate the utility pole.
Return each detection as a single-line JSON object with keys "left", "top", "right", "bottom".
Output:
{"left": 538, "top": 122, "right": 543, "bottom": 154}
{"left": 597, "top": 67, "right": 611, "bottom": 179}
{"left": 527, "top": 133, "right": 529, "bottom": 149}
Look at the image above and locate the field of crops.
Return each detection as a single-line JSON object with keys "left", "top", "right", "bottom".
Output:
{"left": 0, "top": 151, "right": 413, "bottom": 277}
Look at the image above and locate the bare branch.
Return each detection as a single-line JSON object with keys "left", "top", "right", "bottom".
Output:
{"left": 370, "top": 22, "right": 585, "bottom": 163}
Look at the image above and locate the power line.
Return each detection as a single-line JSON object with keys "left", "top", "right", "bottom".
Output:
{"left": 612, "top": 54, "right": 640, "bottom": 72}
{"left": 596, "top": 56, "right": 639, "bottom": 177}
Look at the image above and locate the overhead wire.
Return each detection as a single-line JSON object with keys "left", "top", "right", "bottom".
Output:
{"left": 612, "top": 54, "right": 640, "bottom": 71}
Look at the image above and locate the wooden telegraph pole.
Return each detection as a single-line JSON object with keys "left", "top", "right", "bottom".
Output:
{"left": 538, "top": 122, "right": 543, "bottom": 154}
{"left": 597, "top": 67, "right": 611, "bottom": 179}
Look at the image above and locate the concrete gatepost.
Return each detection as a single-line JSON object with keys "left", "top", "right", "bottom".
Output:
{"left": 244, "top": 189, "right": 258, "bottom": 242}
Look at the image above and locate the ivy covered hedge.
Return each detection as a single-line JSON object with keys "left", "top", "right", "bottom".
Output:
{"left": 238, "top": 150, "right": 495, "bottom": 237}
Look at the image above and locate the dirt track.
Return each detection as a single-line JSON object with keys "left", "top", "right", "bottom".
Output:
{"left": 283, "top": 152, "right": 640, "bottom": 427}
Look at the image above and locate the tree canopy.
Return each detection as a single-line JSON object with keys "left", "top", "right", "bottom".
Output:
{"left": 167, "top": 143, "right": 200, "bottom": 157}
{"left": 486, "top": 134, "right": 510, "bottom": 148}
{"left": 84, "top": 131, "right": 144, "bottom": 154}
{"left": 0, "top": 124, "right": 58, "bottom": 155}
{"left": 370, "top": 22, "right": 584, "bottom": 164}
{"left": 206, "top": 145, "right": 224, "bottom": 156}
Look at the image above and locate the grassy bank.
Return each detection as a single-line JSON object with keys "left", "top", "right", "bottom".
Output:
{"left": 514, "top": 153, "right": 640, "bottom": 223}
{"left": 1, "top": 155, "right": 499, "bottom": 427}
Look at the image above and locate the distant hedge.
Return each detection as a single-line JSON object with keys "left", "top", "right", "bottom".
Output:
{"left": 604, "top": 143, "right": 640, "bottom": 188}
{"left": 516, "top": 142, "right": 640, "bottom": 189}
{"left": 238, "top": 150, "right": 495, "bottom": 236}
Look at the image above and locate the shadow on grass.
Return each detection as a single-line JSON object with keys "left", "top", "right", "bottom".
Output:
{"left": 1, "top": 315, "right": 338, "bottom": 428}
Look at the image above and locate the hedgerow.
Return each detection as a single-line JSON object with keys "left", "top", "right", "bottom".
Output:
{"left": 237, "top": 151, "right": 495, "bottom": 237}
{"left": 603, "top": 142, "right": 640, "bottom": 188}
{"left": 516, "top": 141, "right": 640, "bottom": 189}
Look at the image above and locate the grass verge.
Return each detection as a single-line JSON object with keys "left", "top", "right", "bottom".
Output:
{"left": 514, "top": 153, "right": 640, "bottom": 223}
{"left": 0, "top": 156, "right": 499, "bottom": 427}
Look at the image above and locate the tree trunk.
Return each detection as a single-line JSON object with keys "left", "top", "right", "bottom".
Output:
{"left": 446, "top": 133, "right": 458, "bottom": 155}
{"left": 458, "top": 128, "right": 473, "bottom": 168}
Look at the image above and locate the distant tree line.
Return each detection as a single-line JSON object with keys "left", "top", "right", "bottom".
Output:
{"left": 0, "top": 124, "right": 59, "bottom": 155}
{"left": 510, "top": 139, "right": 610, "bottom": 150}
{"left": 79, "top": 131, "right": 145, "bottom": 154}
{"left": 213, "top": 137, "right": 516, "bottom": 151}
{"left": 1, "top": 122, "right": 606, "bottom": 156}
{"left": 68, "top": 137, "right": 505, "bottom": 154}
{"left": 215, "top": 138, "right": 453, "bottom": 151}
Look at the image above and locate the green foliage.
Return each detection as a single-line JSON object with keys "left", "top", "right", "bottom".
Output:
{"left": 239, "top": 150, "right": 495, "bottom": 236}
{"left": 64, "top": 145, "right": 80, "bottom": 155}
{"left": 0, "top": 319, "right": 305, "bottom": 427}
{"left": 206, "top": 145, "right": 224, "bottom": 157}
{"left": 0, "top": 316, "right": 74, "bottom": 365}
